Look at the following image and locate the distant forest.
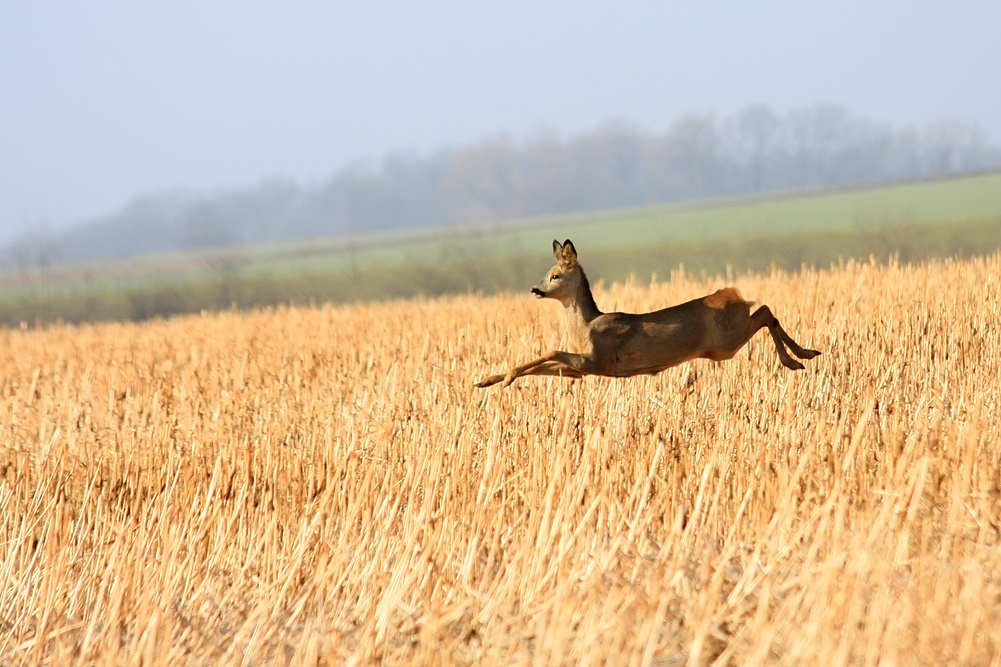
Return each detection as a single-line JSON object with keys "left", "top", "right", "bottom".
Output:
{"left": 7, "top": 104, "right": 1001, "bottom": 267}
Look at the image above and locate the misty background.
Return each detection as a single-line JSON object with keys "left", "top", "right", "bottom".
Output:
{"left": 6, "top": 105, "right": 1001, "bottom": 267}
{"left": 3, "top": 3, "right": 1001, "bottom": 267}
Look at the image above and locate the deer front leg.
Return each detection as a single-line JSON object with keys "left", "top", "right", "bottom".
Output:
{"left": 473, "top": 361, "right": 584, "bottom": 388}
{"left": 505, "top": 360, "right": 586, "bottom": 384}
{"left": 474, "top": 372, "right": 508, "bottom": 388}
{"left": 475, "top": 350, "right": 594, "bottom": 388}
{"left": 474, "top": 352, "right": 557, "bottom": 388}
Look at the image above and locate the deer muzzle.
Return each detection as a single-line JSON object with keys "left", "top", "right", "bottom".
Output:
{"left": 531, "top": 288, "right": 546, "bottom": 298}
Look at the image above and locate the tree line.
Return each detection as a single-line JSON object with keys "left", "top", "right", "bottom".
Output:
{"left": 7, "top": 104, "right": 1001, "bottom": 266}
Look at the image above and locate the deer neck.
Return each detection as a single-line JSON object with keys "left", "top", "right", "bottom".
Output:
{"left": 562, "top": 271, "right": 601, "bottom": 349}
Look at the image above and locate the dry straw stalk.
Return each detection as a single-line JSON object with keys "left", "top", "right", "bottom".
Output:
{"left": 1, "top": 253, "right": 999, "bottom": 665}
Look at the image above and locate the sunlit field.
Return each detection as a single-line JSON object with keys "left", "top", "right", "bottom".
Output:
{"left": 1, "top": 252, "right": 999, "bottom": 665}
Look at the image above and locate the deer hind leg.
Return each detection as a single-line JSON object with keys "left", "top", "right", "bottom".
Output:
{"left": 776, "top": 325, "right": 821, "bottom": 361}
{"left": 750, "top": 306, "right": 821, "bottom": 370}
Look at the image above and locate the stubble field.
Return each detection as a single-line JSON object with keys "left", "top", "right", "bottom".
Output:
{"left": 1, "top": 253, "right": 1000, "bottom": 665}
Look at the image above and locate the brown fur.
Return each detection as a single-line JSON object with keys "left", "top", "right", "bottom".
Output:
{"left": 475, "top": 240, "right": 820, "bottom": 388}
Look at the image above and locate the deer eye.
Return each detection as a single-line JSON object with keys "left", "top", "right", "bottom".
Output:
{"left": 550, "top": 274, "right": 560, "bottom": 281}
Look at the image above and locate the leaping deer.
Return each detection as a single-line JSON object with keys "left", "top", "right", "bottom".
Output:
{"left": 475, "top": 240, "right": 820, "bottom": 388}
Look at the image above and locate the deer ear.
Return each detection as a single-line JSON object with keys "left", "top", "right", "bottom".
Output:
{"left": 552, "top": 239, "right": 563, "bottom": 261}
{"left": 561, "top": 240, "right": 578, "bottom": 266}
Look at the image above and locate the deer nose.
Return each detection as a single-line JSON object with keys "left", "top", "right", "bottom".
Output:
{"left": 531, "top": 288, "right": 545, "bottom": 297}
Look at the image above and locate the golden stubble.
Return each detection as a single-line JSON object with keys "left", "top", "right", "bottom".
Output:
{"left": 1, "top": 254, "right": 999, "bottom": 666}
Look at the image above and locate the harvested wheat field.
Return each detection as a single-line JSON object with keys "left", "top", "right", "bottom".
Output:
{"left": 1, "top": 252, "right": 1000, "bottom": 666}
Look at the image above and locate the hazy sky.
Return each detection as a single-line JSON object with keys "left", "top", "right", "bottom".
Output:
{"left": 2, "top": 2, "right": 999, "bottom": 243}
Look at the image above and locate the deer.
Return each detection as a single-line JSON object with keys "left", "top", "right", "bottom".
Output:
{"left": 474, "top": 239, "right": 820, "bottom": 388}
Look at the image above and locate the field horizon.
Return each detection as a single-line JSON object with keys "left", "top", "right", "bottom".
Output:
{"left": 2, "top": 250, "right": 1000, "bottom": 664}
{"left": 3, "top": 169, "right": 1000, "bottom": 327}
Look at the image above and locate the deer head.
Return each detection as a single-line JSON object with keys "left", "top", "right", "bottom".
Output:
{"left": 532, "top": 239, "right": 581, "bottom": 302}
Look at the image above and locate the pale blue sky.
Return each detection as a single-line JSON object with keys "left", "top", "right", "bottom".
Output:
{"left": 2, "top": 2, "right": 999, "bottom": 242}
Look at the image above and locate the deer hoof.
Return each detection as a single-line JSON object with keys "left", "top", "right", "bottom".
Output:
{"left": 474, "top": 374, "right": 500, "bottom": 388}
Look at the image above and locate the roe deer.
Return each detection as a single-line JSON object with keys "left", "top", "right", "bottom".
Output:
{"left": 474, "top": 239, "right": 820, "bottom": 388}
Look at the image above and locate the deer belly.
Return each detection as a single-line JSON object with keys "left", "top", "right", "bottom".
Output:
{"left": 701, "top": 348, "right": 738, "bottom": 362}
{"left": 607, "top": 347, "right": 699, "bottom": 376}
